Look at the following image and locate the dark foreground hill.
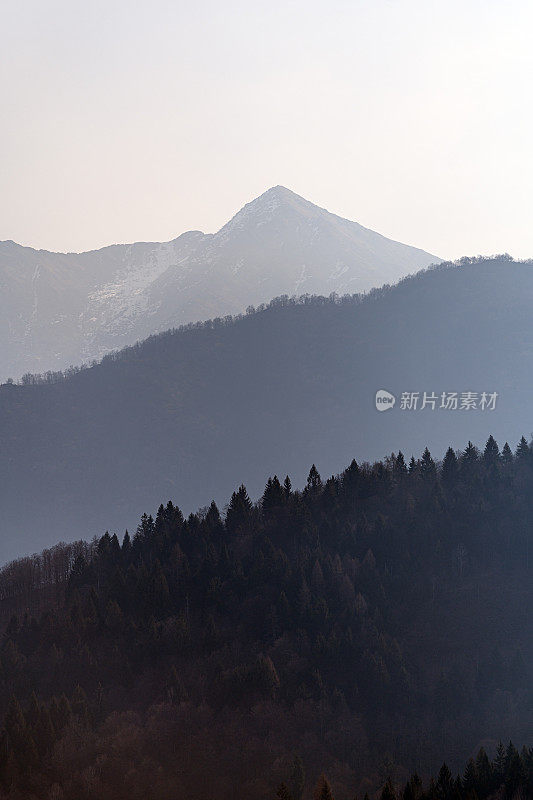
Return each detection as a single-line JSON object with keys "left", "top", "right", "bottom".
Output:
{"left": 0, "top": 436, "right": 531, "bottom": 799}
{"left": 1, "top": 255, "right": 533, "bottom": 559}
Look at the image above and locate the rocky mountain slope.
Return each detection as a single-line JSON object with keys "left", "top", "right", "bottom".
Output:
{"left": 0, "top": 187, "right": 439, "bottom": 380}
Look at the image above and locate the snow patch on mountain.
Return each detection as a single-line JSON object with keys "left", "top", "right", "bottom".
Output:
{"left": 0, "top": 187, "right": 441, "bottom": 380}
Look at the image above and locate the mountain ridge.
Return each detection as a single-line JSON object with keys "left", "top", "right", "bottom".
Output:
{"left": 0, "top": 186, "right": 440, "bottom": 381}
{"left": 1, "top": 255, "right": 531, "bottom": 562}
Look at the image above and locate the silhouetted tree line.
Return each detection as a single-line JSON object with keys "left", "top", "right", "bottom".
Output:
{"left": 297, "top": 741, "right": 533, "bottom": 800}
{"left": 0, "top": 433, "right": 532, "bottom": 797}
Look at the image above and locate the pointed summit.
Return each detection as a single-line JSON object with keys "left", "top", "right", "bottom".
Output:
{"left": 250, "top": 184, "right": 312, "bottom": 211}
{"left": 0, "top": 186, "right": 440, "bottom": 380}
{"left": 220, "top": 185, "right": 309, "bottom": 231}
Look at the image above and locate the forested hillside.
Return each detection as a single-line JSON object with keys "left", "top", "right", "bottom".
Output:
{"left": 0, "top": 434, "right": 531, "bottom": 799}
{"left": 2, "top": 255, "right": 533, "bottom": 560}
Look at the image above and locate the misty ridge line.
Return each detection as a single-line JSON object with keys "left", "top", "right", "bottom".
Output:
{"left": 2, "top": 252, "right": 517, "bottom": 388}
{"left": 2, "top": 250, "right": 531, "bottom": 561}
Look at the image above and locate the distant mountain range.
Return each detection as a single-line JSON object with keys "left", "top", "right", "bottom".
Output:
{"left": 0, "top": 255, "right": 531, "bottom": 562}
{"left": 0, "top": 186, "right": 439, "bottom": 381}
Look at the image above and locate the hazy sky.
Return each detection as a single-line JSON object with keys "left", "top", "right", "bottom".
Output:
{"left": 2, "top": 0, "right": 532, "bottom": 259}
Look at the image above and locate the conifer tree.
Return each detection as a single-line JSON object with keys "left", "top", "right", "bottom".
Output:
{"left": 122, "top": 530, "right": 131, "bottom": 555}
{"left": 516, "top": 436, "right": 530, "bottom": 461}
{"left": 403, "top": 774, "right": 423, "bottom": 800}
{"left": 394, "top": 451, "right": 408, "bottom": 479}
{"left": 263, "top": 476, "right": 285, "bottom": 516}
{"left": 483, "top": 435, "right": 500, "bottom": 465}
{"left": 473, "top": 748, "right": 491, "bottom": 795}
{"left": 441, "top": 447, "right": 458, "bottom": 485}
{"left": 276, "top": 784, "right": 294, "bottom": 800}
{"left": 313, "top": 774, "right": 334, "bottom": 800}
{"left": 380, "top": 779, "right": 396, "bottom": 800}
{"left": 33, "top": 704, "right": 55, "bottom": 753}
{"left": 306, "top": 464, "right": 323, "bottom": 493}
{"left": 505, "top": 745, "right": 525, "bottom": 798}
{"left": 166, "top": 665, "right": 185, "bottom": 705}
{"left": 225, "top": 484, "right": 253, "bottom": 534}
{"left": 204, "top": 501, "right": 224, "bottom": 537}
{"left": 104, "top": 599, "right": 124, "bottom": 631}
{"left": 494, "top": 741, "right": 506, "bottom": 783}
{"left": 5, "top": 696, "right": 26, "bottom": 750}
{"left": 110, "top": 533, "right": 121, "bottom": 562}
{"left": 462, "top": 758, "right": 476, "bottom": 793}
{"left": 289, "top": 755, "right": 305, "bottom": 800}
{"left": 461, "top": 441, "right": 479, "bottom": 468}
{"left": 56, "top": 695, "right": 72, "bottom": 731}
{"left": 71, "top": 685, "right": 89, "bottom": 723}
{"left": 420, "top": 447, "right": 436, "bottom": 479}
{"left": 436, "top": 763, "right": 453, "bottom": 800}
{"left": 26, "top": 692, "right": 40, "bottom": 729}
{"left": 150, "top": 562, "right": 170, "bottom": 612}
{"left": 501, "top": 442, "right": 513, "bottom": 465}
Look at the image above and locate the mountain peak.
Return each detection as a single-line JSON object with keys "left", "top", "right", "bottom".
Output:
{"left": 260, "top": 184, "right": 298, "bottom": 200}
{"left": 247, "top": 185, "right": 314, "bottom": 211}
{"left": 219, "top": 185, "right": 317, "bottom": 234}
{"left": 0, "top": 186, "right": 440, "bottom": 383}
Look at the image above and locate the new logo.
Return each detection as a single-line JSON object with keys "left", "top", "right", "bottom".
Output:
{"left": 375, "top": 389, "right": 396, "bottom": 411}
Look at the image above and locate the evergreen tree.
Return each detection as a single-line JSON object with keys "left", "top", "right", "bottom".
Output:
{"left": 461, "top": 441, "right": 479, "bottom": 469}
{"left": 225, "top": 484, "right": 253, "bottom": 533}
{"left": 204, "top": 501, "right": 224, "bottom": 538}
{"left": 483, "top": 435, "right": 500, "bottom": 465}
{"left": 104, "top": 599, "right": 124, "bottom": 631}
{"left": 122, "top": 530, "right": 131, "bottom": 555}
{"left": 33, "top": 704, "right": 55, "bottom": 753}
{"left": 436, "top": 763, "right": 453, "bottom": 800}
{"left": 475, "top": 748, "right": 492, "bottom": 796}
{"left": 380, "top": 779, "right": 396, "bottom": 800}
{"left": 462, "top": 758, "right": 476, "bottom": 793}
{"left": 505, "top": 746, "right": 525, "bottom": 798}
{"left": 420, "top": 448, "right": 436, "bottom": 480}
{"left": 276, "top": 784, "right": 294, "bottom": 800}
{"left": 441, "top": 447, "right": 458, "bottom": 485}
{"left": 26, "top": 692, "right": 40, "bottom": 729}
{"left": 306, "top": 464, "right": 322, "bottom": 493}
{"left": 263, "top": 476, "right": 285, "bottom": 516}
{"left": 403, "top": 774, "right": 423, "bottom": 800}
{"left": 394, "top": 451, "right": 408, "bottom": 479}
{"left": 516, "top": 436, "right": 530, "bottom": 461}
{"left": 313, "top": 774, "right": 334, "bottom": 800}
{"left": 289, "top": 755, "right": 305, "bottom": 800}
{"left": 4, "top": 696, "right": 26, "bottom": 750}
{"left": 71, "top": 685, "right": 89, "bottom": 722}
{"left": 501, "top": 442, "right": 513, "bottom": 465}
{"left": 494, "top": 741, "right": 506, "bottom": 783}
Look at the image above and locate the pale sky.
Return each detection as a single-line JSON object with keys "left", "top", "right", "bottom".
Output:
{"left": 2, "top": 0, "right": 532, "bottom": 260}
